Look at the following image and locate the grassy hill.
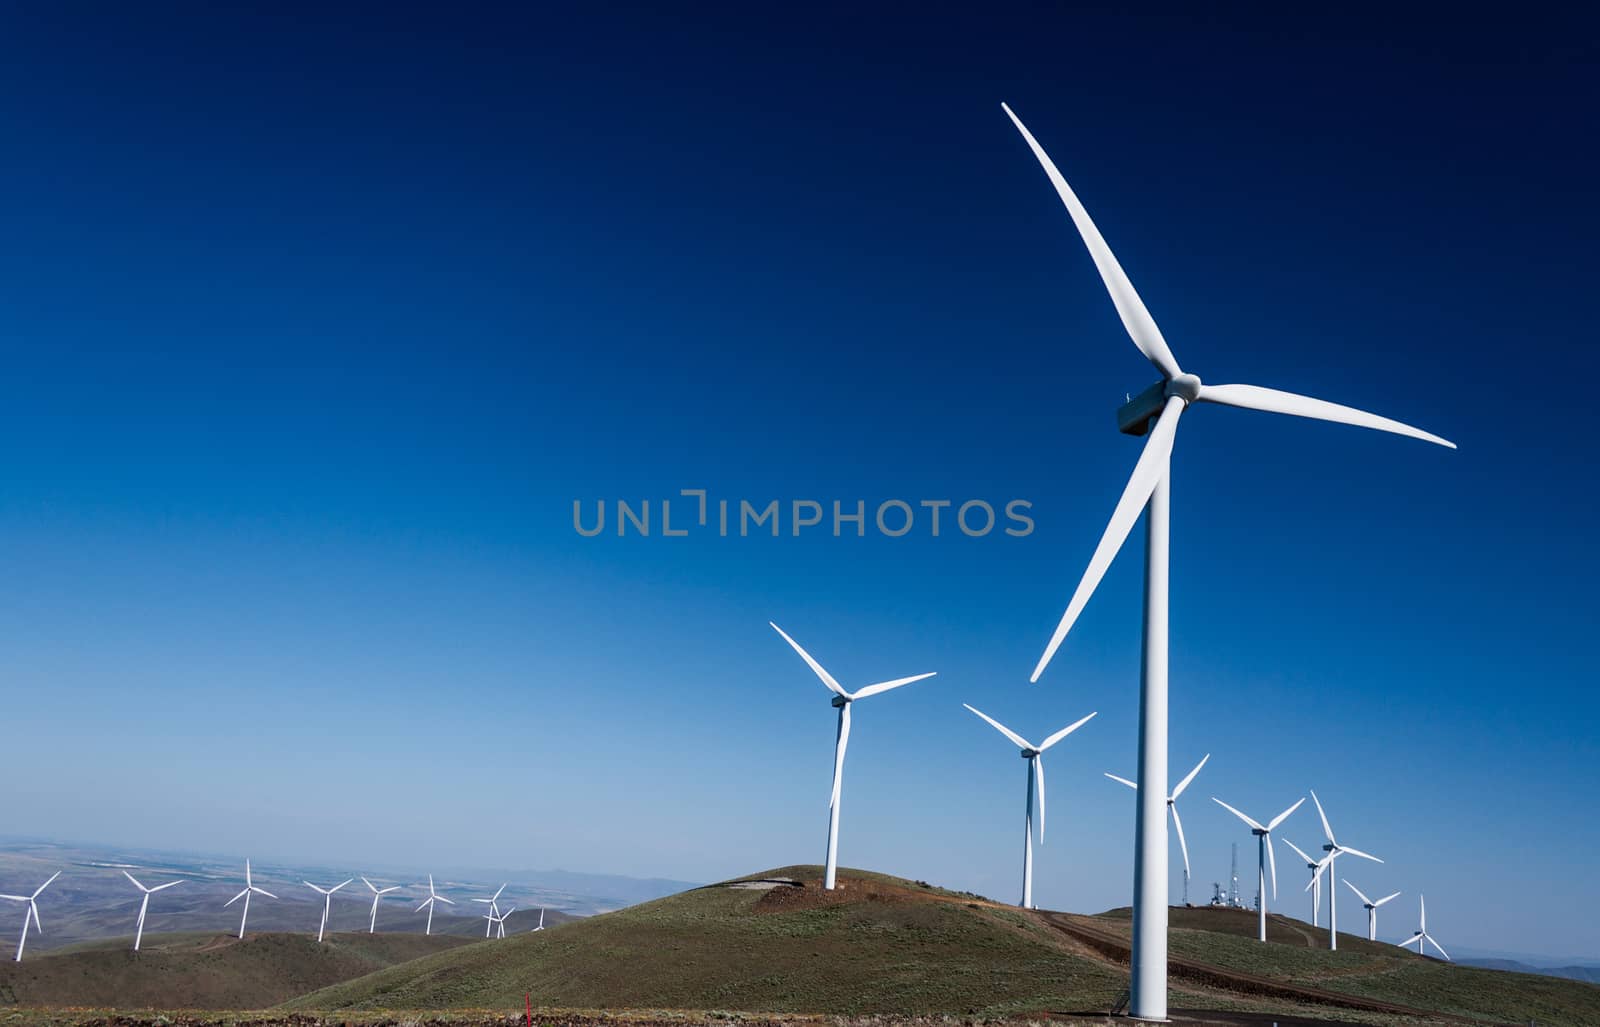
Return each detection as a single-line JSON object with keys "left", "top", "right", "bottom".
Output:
{"left": 288, "top": 868, "right": 1600, "bottom": 1025}
{"left": 0, "top": 930, "right": 471, "bottom": 1009}
{"left": 286, "top": 867, "right": 1129, "bottom": 1017}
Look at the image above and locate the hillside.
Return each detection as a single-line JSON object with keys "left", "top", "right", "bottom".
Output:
{"left": 0, "top": 931, "right": 470, "bottom": 1009}
{"left": 290, "top": 867, "right": 1600, "bottom": 1025}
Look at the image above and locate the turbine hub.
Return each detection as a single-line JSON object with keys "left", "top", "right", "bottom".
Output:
{"left": 830, "top": 694, "right": 849, "bottom": 708}
{"left": 1164, "top": 373, "right": 1203, "bottom": 403}
{"left": 1020, "top": 748, "right": 1038, "bottom": 759}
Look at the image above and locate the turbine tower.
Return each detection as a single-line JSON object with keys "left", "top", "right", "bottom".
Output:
{"left": 122, "top": 872, "right": 183, "bottom": 951}
{"left": 1344, "top": 881, "right": 1401, "bottom": 942}
{"left": 963, "top": 703, "right": 1098, "bottom": 908}
{"left": 1309, "top": 791, "right": 1382, "bottom": 950}
{"left": 360, "top": 877, "right": 400, "bottom": 933}
{"left": 1282, "top": 839, "right": 1325, "bottom": 926}
{"left": 1212, "top": 797, "right": 1305, "bottom": 941}
{"left": 224, "top": 860, "right": 276, "bottom": 939}
{"left": 472, "top": 884, "right": 508, "bottom": 938}
{"left": 770, "top": 622, "right": 936, "bottom": 890}
{"left": 1398, "top": 895, "right": 1450, "bottom": 960}
{"left": 0, "top": 871, "right": 60, "bottom": 961}
{"left": 1105, "top": 753, "right": 1209, "bottom": 904}
{"left": 415, "top": 874, "right": 453, "bottom": 935}
{"left": 303, "top": 878, "right": 353, "bottom": 943}
{"left": 1000, "top": 101, "right": 1453, "bottom": 1018}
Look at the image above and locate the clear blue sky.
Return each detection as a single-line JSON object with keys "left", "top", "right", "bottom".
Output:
{"left": 1, "top": 6, "right": 1595, "bottom": 960}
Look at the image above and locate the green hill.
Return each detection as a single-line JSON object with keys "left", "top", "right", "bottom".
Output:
{"left": 0, "top": 930, "right": 470, "bottom": 1009}
{"left": 289, "top": 867, "right": 1600, "bottom": 1026}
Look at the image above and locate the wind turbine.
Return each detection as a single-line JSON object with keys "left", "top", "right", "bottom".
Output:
{"left": 0, "top": 871, "right": 60, "bottom": 961}
{"left": 224, "top": 860, "right": 276, "bottom": 939}
{"left": 1001, "top": 102, "right": 1454, "bottom": 1019}
{"left": 472, "top": 884, "right": 507, "bottom": 937}
{"left": 1398, "top": 895, "right": 1450, "bottom": 960}
{"left": 770, "top": 622, "right": 936, "bottom": 890}
{"left": 303, "top": 878, "right": 353, "bottom": 943}
{"left": 1212, "top": 797, "right": 1305, "bottom": 941}
{"left": 1344, "top": 880, "right": 1401, "bottom": 942}
{"left": 484, "top": 905, "right": 515, "bottom": 939}
{"left": 1105, "top": 753, "right": 1209, "bottom": 904}
{"left": 532, "top": 907, "right": 545, "bottom": 931}
{"left": 1309, "top": 790, "right": 1382, "bottom": 950}
{"left": 963, "top": 703, "right": 1098, "bottom": 909}
{"left": 361, "top": 877, "right": 400, "bottom": 933}
{"left": 1282, "top": 839, "right": 1326, "bottom": 927}
{"left": 122, "top": 872, "right": 183, "bottom": 951}
{"left": 415, "top": 874, "right": 453, "bottom": 935}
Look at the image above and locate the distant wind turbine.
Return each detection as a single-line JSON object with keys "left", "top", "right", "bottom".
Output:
{"left": 122, "top": 871, "right": 183, "bottom": 951}
{"left": 1105, "top": 753, "right": 1209, "bottom": 904}
{"left": 1398, "top": 895, "right": 1450, "bottom": 960}
{"left": 1, "top": 871, "right": 60, "bottom": 961}
{"left": 472, "top": 884, "right": 508, "bottom": 937}
{"left": 532, "top": 907, "right": 545, "bottom": 931}
{"left": 771, "top": 622, "right": 936, "bottom": 891}
{"left": 1001, "top": 100, "right": 1454, "bottom": 1021}
{"left": 304, "top": 878, "right": 353, "bottom": 943}
{"left": 416, "top": 875, "right": 453, "bottom": 935}
{"left": 1282, "top": 839, "right": 1326, "bottom": 927}
{"left": 1309, "top": 791, "right": 1382, "bottom": 950}
{"left": 484, "top": 905, "right": 515, "bottom": 939}
{"left": 361, "top": 877, "right": 400, "bottom": 933}
{"left": 1344, "top": 880, "right": 1401, "bottom": 942}
{"left": 1212, "top": 796, "right": 1305, "bottom": 941}
{"left": 224, "top": 860, "right": 276, "bottom": 939}
{"left": 963, "top": 703, "right": 1097, "bottom": 909}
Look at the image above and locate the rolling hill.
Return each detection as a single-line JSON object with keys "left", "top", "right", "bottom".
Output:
{"left": 289, "top": 867, "right": 1600, "bottom": 1025}
{"left": 0, "top": 931, "right": 471, "bottom": 1009}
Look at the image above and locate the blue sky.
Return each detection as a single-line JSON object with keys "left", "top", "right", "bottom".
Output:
{"left": 1, "top": 6, "right": 1596, "bottom": 959}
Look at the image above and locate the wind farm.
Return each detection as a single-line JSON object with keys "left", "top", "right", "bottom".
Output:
{"left": 2, "top": 4, "right": 1593, "bottom": 1027}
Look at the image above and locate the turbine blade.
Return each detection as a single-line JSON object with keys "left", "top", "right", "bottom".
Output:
{"left": 1037, "top": 710, "right": 1098, "bottom": 751}
{"left": 225, "top": 888, "right": 249, "bottom": 907}
{"left": 1344, "top": 879, "right": 1373, "bottom": 906}
{"left": 1266, "top": 835, "right": 1278, "bottom": 899}
{"left": 850, "top": 671, "right": 935, "bottom": 700}
{"left": 1375, "top": 891, "right": 1402, "bottom": 907}
{"left": 1310, "top": 791, "right": 1336, "bottom": 845}
{"left": 1104, "top": 773, "right": 1137, "bottom": 790}
{"left": 770, "top": 622, "right": 848, "bottom": 697}
{"left": 493, "top": 884, "right": 506, "bottom": 901}
{"left": 1170, "top": 753, "right": 1210, "bottom": 800}
{"left": 123, "top": 871, "right": 146, "bottom": 892}
{"left": 1338, "top": 845, "right": 1383, "bottom": 864}
{"left": 1034, "top": 754, "right": 1046, "bottom": 844}
{"left": 1000, "top": 103, "right": 1183, "bottom": 380}
{"left": 416, "top": 897, "right": 432, "bottom": 912}
{"left": 254, "top": 888, "right": 277, "bottom": 899}
{"left": 1031, "top": 397, "right": 1185, "bottom": 682}
{"left": 30, "top": 901, "right": 41, "bottom": 933}
{"left": 1420, "top": 894, "right": 1427, "bottom": 932}
{"left": 305, "top": 882, "right": 327, "bottom": 894}
{"left": 332, "top": 879, "right": 352, "bottom": 892}
{"left": 1426, "top": 934, "right": 1450, "bottom": 961}
{"left": 1212, "top": 797, "right": 1266, "bottom": 832}
{"left": 437, "top": 896, "right": 455, "bottom": 905}
{"left": 1196, "top": 383, "right": 1454, "bottom": 449}
{"left": 1281, "top": 838, "right": 1314, "bottom": 865}
{"left": 1399, "top": 933, "right": 1423, "bottom": 949}
{"left": 362, "top": 876, "right": 378, "bottom": 893}
{"left": 1170, "top": 803, "right": 1191, "bottom": 878}
{"left": 149, "top": 880, "right": 183, "bottom": 892}
{"left": 830, "top": 701, "right": 852, "bottom": 810}
{"left": 32, "top": 871, "right": 60, "bottom": 898}
{"left": 1267, "top": 796, "right": 1306, "bottom": 831}
{"left": 963, "top": 704, "right": 1032, "bottom": 750}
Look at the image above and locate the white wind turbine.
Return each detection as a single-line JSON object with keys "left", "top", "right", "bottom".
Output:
{"left": 532, "top": 907, "right": 545, "bottom": 931}
{"left": 361, "top": 877, "right": 400, "bottom": 933}
{"left": 1, "top": 871, "right": 60, "bottom": 961}
{"left": 303, "top": 878, "right": 353, "bottom": 943}
{"left": 122, "top": 872, "right": 183, "bottom": 951}
{"left": 1344, "top": 880, "right": 1401, "bottom": 942}
{"left": 1282, "top": 839, "right": 1327, "bottom": 927}
{"left": 1212, "top": 797, "right": 1305, "bottom": 941}
{"left": 472, "top": 884, "right": 507, "bottom": 938}
{"left": 1398, "top": 895, "right": 1450, "bottom": 960}
{"left": 1105, "top": 753, "right": 1209, "bottom": 905}
{"left": 484, "top": 905, "right": 515, "bottom": 939}
{"left": 224, "top": 860, "right": 276, "bottom": 939}
{"left": 963, "top": 703, "right": 1098, "bottom": 909}
{"left": 1309, "top": 790, "right": 1382, "bottom": 950}
{"left": 771, "top": 622, "right": 936, "bottom": 891}
{"left": 416, "top": 874, "right": 453, "bottom": 935}
{"left": 1001, "top": 102, "right": 1454, "bottom": 1019}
